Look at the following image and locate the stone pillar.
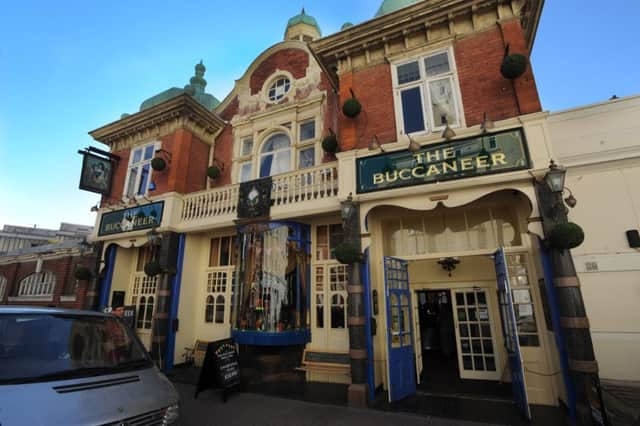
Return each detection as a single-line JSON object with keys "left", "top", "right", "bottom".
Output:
{"left": 535, "top": 181, "right": 608, "bottom": 426}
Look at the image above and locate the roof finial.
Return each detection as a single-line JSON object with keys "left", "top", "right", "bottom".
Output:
{"left": 301, "top": 7, "right": 305, "bottom": 15}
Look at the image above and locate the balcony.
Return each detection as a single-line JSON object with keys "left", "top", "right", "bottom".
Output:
{"left": 179, "top": 163, "right": 339, "bottom": 228}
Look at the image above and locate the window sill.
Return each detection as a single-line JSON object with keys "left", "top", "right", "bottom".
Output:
{"left": 8, "top": 295, "right": 54, "bottom": 302}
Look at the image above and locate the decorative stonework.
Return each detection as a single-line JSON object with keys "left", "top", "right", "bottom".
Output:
{"left": 90, "top": 94, "right": 225, "bottom": 152}
{"left": 310, "top": 0, "right": 541, "bottom": 75}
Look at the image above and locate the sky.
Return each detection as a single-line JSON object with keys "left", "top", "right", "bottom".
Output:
{"left": 1, "top": 1, "right": 639, "bottom": 230}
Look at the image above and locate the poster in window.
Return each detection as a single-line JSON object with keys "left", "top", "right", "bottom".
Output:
{"left": 79, "top": 153, "right": 113, "bottom": 195}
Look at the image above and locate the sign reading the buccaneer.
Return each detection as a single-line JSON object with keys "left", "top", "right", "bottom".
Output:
{"left": 356, "top": 129, "right": 530, "bottom": 193}
{"left": 98, "top": 201, "right": 164, "bottom": 236}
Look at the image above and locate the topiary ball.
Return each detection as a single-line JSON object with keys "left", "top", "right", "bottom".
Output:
{"left": 342, "top": 98, "right": 362, "bottom": 118}
{"left": 500, "top": 53, "right": 528, "bottom": 79}
{"left": 548, "top": 222, "right": 585, "bottom": 250}
{"left": 207, "top": 165, "right": 221, "bottom": 179}
{"left": 144, "top": 261, "right": 162, "bottom": 277}
{"left": 322, "top": 134, "right": 338, "bottom": 153}
{"left": 333, "top": 242, "right": 361, "bottom": 265}
{"left": 151, "top": 157, "right": 166, "bottom": 171}
{"left": 74, "top": 266, "right": 93, "bottom": 281}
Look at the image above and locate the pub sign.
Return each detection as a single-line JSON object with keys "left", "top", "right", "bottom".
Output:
{"left": 79, "top": 152, "right": 114, "bottom": 195}
{"left": 356, "top": 128, "right": 530, "bottom": 193}
{"left": 98, "top": 201, "right": 164, "bottom": 236}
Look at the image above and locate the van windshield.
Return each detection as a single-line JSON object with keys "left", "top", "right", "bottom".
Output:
{"left": 0, "top": 313, "right": 152, "bottom": 384}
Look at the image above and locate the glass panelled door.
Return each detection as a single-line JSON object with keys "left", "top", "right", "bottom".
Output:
{"left": 452, "top": 288, "right": 500, "bottom": 380}
{"left": 384, "top": 257, "right": 416, "bottom": 402}
{"left": 494, "top": 247, "right": 531, "bottom": 421}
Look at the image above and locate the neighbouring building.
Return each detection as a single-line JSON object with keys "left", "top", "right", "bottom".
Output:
{"left": 80, "top": 0, "right": 606, "bottom": 421}
{"left": 0, "top": 223, "right": 92, "bottom": 254}
{"left": 547, "top": 94, "right": 640, "bottom": 382}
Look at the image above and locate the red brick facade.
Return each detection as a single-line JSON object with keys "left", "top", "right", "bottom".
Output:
{"left": 0, "top": 253, "right": 95, "bottom": 309}
{"left": 249, "top": 48, "right": 310, "bottom": 95}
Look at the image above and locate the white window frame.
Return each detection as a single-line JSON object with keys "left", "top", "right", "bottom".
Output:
{"left": 392, "top": 47, "right": 464, "bottom": 139}
{"left": 258, "top": 132, "right": 293, "bottom": 178}
{"left": 123, "top": 141, "right": 160, "bottom": 200}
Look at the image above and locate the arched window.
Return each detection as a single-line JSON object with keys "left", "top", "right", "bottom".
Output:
{"left": 215, "top": 295, "right": 225, "bottom": 324}
{"left": 0, "top": 276, "right": 6, "bottom": 301}
{"left": 205, "top": 295, "right": 214, "bottom": 323}
{"left": 18, "top": 271, "right": 55, "bottom": 297}
{"left": 259, "top": 133, "right": 291, "bottom": 177}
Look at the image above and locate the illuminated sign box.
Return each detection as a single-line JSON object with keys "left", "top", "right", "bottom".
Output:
{"left": 356, "top": 128, "right": 530, "bottom": 193}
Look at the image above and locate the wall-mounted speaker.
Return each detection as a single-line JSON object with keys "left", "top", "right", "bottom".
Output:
{"left": 626, "top": 229, "right": 640, "bottom": 248}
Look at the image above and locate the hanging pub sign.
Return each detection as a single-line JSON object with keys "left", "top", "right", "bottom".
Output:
{"left": 78, "top": 152, "right": 114, "bottom": 195}
{"left": 237, "top": 177, "right": 272, "bottom": 220}
{"left": 98, "top": 201, "right": 164, "bottom": 236}
{"left": 356, "top": 128, "right": 530, "bottom": 193}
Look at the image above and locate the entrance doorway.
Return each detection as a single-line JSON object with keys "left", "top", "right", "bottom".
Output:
{"left": 416, "top": 289, "right": 511, "bottom": 398}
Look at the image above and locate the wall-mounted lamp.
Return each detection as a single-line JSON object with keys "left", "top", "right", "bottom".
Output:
{"left": 147, "top": 226, "right": 162, "bottom": 246}
{"left": 544, "top": 160, "right": 566, "bottom": 193}
{"left": 90, "top": 204, "right": 99, "bottom": 212}
{"left": 340, "top": 193, "right": 356, "bottom": 221}
{"left": 437, "top": 257, "right": 460, "bottom": 276}
{"left": 369, "top": 135, "right": 385, "bottom": 152}
{"left": 480, "top": 112, "right": 495, "bottom": 133}
{"left": 78, "top": 238, "right": 94, "bottom": 254}
{"left": 407, "top": 135, "right": 421, "bottom": 153}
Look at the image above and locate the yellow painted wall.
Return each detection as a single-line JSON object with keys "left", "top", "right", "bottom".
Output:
{"left": 109, "top": 246, "right": 136, "bottom": 300}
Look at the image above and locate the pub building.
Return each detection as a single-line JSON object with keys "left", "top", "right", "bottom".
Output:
{"left": 80, "top": 0, "right": 595, "bottom": 420}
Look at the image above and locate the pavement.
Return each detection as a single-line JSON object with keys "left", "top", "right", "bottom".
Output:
{"left": 601, "top": 380, "right": 640, "bottom": 426}
{"left": 176, "top": 382, "right": 499, "bottom": 426}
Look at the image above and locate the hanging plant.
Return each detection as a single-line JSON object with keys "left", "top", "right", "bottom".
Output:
{"left": 207, "top": 165, "right": 221, "bottom": 179}
{"left": 74, "top": 266, "right": 93, "bottom": 281}
{"left": 322, "top": 128, "right": 338, "bottom": 154}
{"left": 333, "top": 242, "right": 361, "bottom": 265}
{"left": 151, "top": 157, "right": 167, "bottom": 171}
{"left": 144, "top": 260, "right": 162, "bottom": 277}
{"left": 342, "top": 88, "right": 362, "bottom": 118}
{"left": 548, "top": 222, "right": 585, "bottom": 250}
{"left": 501, "top": 53, "right": 528, "bottom": 80}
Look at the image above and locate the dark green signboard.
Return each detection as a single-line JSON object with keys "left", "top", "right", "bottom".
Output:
{"left": 98, "top": 201, "right": 164, "bottom": 236}
{"left": 356, "top": 128, "right": 530, "bottom": 193}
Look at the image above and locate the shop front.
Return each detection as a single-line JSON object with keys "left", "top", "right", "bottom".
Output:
{"left": 345, "top": 124, "right": 564, "bottom": 415}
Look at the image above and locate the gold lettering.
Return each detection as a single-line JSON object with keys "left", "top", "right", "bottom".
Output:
{"left": 399, "top": 169, "right": 412, "bottom": 180}
{"left": 491, "top": 153, "right": 507, "bottom": 165}
{"left": 373, "top": 173, "right": 384, "bottom": 185}
{"left": 476, "top": 155, "right": 489, "bottom": 168}
{"left": 412, "top": 166, "right": 425, "bottom": 178}
{"left": 413, "top": 153, "right": 424, "bottom": 164}
{"left": 461, "top": 158, "right": 473, "bottom": 170}
{"left": 442, "top": 161, "right": 458, "bottom": 173}
{"left": 427, "top": 164, "right": 440, "bottom": 176}
{"left": 425, "top": 150, "right": 440, "bottom": 162}
{"left": 385, "top": 171, "right": 399, "bottom": 183}
{"left": 443, "top": 147, "right": 455, "bottom": 159}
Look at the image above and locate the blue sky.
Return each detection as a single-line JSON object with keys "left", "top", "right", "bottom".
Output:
{"left": 1, "top": 1, "right": 639, "bottom": 230}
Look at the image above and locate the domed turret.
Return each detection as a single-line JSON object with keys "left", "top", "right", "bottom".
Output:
{"left": 284, "top": 8, "right": 321, "bottom": 42}
{"left": 139, "top": 61, "right": 220, "bottom": 112}
{"left": 374, "top": 0, "right": 422, "bottom": 17}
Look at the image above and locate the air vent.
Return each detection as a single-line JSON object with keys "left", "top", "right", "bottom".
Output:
{"left": 53, "top": 375, "right": 139, "bottom": 393}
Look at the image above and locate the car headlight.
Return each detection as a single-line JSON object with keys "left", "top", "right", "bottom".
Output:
{"left": 163, "top": 403, "right": 179, "bottom": 425}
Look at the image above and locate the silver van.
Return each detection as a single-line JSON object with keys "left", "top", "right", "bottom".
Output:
{"left": 0, "top": 306, "right": 179, "bottom": 425}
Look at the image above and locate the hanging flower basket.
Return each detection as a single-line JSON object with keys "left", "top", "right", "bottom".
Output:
{"left": 342, "top": 88, "right": 362, "bottom": 119}
{"left": 151, "top": 157, "right": 167, "bottom": 171}
{"left": 333, "top": 242, "right": 361, "bottom": 265}
{"left": 207, "top": 165, "right": 221, "bottom": 179}
{"left": 144, "top": 260, "right": 162, "bottom": 277}
{"left": 74, "top": 266, "right": 93, "bottom": 281}
{"left": 548, "top": 222, "right": 585, "bottom": 250}
{"left": 500, "top": 53, "right": 528, "bottom": 79}
{"left": 322, "top": 129, "right": 338, "bottom": 154}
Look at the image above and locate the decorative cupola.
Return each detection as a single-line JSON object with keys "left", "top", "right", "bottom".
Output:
{"left": 139, "top": 61, "right": 221, "bottom": 112}
{"left": 374, "top": 0, "right": 422, "bottom": 17}
{"left": 284, "top": 8, "right": 321, "bottom": 42}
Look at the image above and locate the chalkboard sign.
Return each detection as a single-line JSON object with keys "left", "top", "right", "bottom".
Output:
{"left": 122, "top": 305, "right": 136, "bottom": 329}
{"left": 195, "top": 338, "right": 240, "bottom": 402}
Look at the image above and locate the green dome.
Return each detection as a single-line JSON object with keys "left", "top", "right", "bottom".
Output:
{"left": 375, "top": 0, "right": 422, "bottom": 17}
{"left": 286, "top": 8, "right": 321, "bottom": 36}
{"left": 139, "top": 61, "right": 220, "bottom": 112}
